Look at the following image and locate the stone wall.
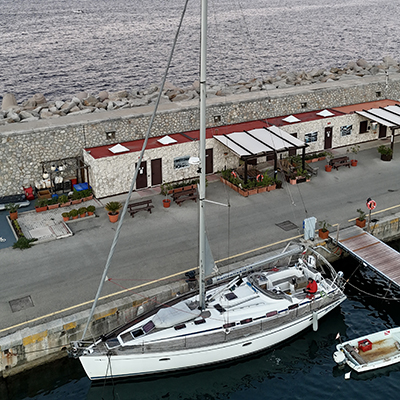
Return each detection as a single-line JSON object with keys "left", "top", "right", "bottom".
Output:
{"left": 1, "top": 74, "right": 400, "bottom": 197}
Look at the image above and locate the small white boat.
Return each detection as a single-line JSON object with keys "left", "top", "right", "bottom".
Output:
{"left": 333, "top": 327, "right": 400, "bottom": 373}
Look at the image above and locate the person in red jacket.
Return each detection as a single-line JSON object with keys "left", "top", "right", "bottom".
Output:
{"left": 305, "top": 277, "right": 318, "bottom": 298}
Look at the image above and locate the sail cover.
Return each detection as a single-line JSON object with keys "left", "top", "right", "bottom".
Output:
{"left": 153, "top": 302, "right": 201, "bottom": 328}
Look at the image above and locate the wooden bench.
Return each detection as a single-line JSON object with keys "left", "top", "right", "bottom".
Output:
{"left": 329, "top": 156, "right": 351, "bottom": 170}
{"left": 172, "top": 188, "right": 198, "bottom": 206}
{"left": 127, "top": 199, "right": 154, "bottom": 217}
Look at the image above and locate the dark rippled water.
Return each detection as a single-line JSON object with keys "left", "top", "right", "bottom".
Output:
{"left": 0, "top": 0, "right": 399, "bottom": 102}
{"left": 2, "top": 253, "right": 400, "bottom": 400}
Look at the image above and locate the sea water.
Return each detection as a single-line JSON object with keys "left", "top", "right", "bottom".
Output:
{"left": 0, "top": 0, "right": 399, "bottom": 102}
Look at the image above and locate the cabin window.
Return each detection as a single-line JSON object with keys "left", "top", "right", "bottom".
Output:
{"left": 223, "top": 322, "right": 236, "bottom": 329}
{"left": 143, "top": 320, "right": 155, "bottom": 333}
{"left": 305, "top": 132, "right": 318, "bottom": 143}
{"left": 174, "top": 155, "right": 190, "bottom": 170}
{"left": 131, "top": 329, "right": 144, "bottom": 338}
{"left": 340, "top": 125, "right": 352, "bottom": 137}
{"left": 288, "top": 303, "right": 299, "bottom": 310}
{"left": 194, "top": 319, "right": 206, "bottom": 325}
{"left": 174, "top": 324, "right": 186, "bottom": 331}
{"left": 225, "top": 292, "right": 238, "bottom": 301}
{"left": 240, "top": 318, "right": 253, "bottom": 325}
{"left": 359, "top": 120, "right": 368, "bottom": 134}
{"left": 266, "top": 311, "right": 278, "bottom": 317}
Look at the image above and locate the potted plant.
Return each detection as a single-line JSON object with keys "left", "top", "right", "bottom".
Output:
{"left": 78, "top": 206, "right": 87, "bottom": 218}
{"left": 377, "top": 145, "right": 393, "bottom": 161}
{"left": 347, "top": 145, "right": 360, "bottom": 166}
{"left": 5, "top": 203, "right": 20, "bottom": 220}
{"left": 62, "top": 211, "right": 70, "bottom": 222}
{"left": 275, "top": 179, "right": 282, "bottom": 189}
{"left": 47, "top": 196, "right": 60, "bottom": 209}
{"left": 71, "top": 190, "right": 83, "bottom": 204}
{"left": 325, "top": 152, "right": 333, "bottom": 172}
{"left": 105, "top": 201, "right": 122, "bottom": 223}
{"left": 35, "top": 198, "right": 48, "bottom": 213}
{"left": 356, "top": 208, "right": 366, "bottom": 228}
{"left": 87, "top": 205, "right": 96, "bottom": 216}
{"left": 69, "top": 209, "right": 79, "bottom": 220}
{"left": 318, "top": 220, "right": 331, "bottom": 239}
{"left": 81, "top": 188, "right": 93, "bottom": 201}
{"left": 59, "top": 194, "right": 71, "bottom": 207}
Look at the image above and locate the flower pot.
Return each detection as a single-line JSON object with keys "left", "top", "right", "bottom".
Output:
{"left": 381, "top": 154, "right": 392, "bottom": 161}
{"left": 87, "top": 211, "right": 94, "bottom": 216}
{"left": 356, "top": 218, "right": 366, "bottom": 228}
{"left": 318, "top": 229, "right": 329, "bottom": 240}
{"left": 9, "top": 211, "right": 18, "bottom": 220}
{"left": 108, "top": 211, "right": 119, "bottom": 223}
{"left": 325, "top": 165, "right": 332, "bottom": 172}
{"left": 290, "top": 178, "right": 297, "bottom": 185}
{"left": 62, "top": 216, "right": 70, "bottom": 222}
{"left": 72, "top": 215, "right": 79, "bottom": 220}
{"left": 35, "top": 206, "right": 47, "bottom": 213}
{"left": 163, "top": 199, "right": 171, "bottom": 208}
{"left": 351, "top": 159, "right": 358, "bottom": 167}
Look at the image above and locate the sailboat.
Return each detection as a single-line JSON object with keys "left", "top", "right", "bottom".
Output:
{"left": 70, "top": 0, "right": 346, "bottom": 380}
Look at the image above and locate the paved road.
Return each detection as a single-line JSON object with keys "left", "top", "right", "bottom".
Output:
{"left": 1, "top": 138, "right": 400, "bottom": 336}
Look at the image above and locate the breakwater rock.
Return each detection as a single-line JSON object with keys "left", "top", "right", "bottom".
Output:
{"left": 1, "top": 57, "right": 399, "bottom": 125}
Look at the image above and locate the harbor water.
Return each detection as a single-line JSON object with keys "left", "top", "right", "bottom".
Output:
{"left": 2, "top": 252, "right": 400, "bottom": 400}
{"left": 1, "top": 0, "right": 399, "bottom": 102}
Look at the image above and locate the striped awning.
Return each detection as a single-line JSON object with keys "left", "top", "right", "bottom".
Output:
{"left": 214, "top": 126, "right": 306, "bottom": 157}
{"left": 356, "top": 105, "right": 400, "bottom": 128}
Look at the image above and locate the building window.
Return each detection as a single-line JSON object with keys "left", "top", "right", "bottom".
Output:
{"left": 106, "top": 131, "right": 116, "bottom": 140}
{"left": 305, "top": 132, "right": 318, "bottom": 143}
{"left": 174, "top": 156, "right": 190, "bottom": 169}
{"left": 341, "top": 125, "right": 352, "bottom": 137}
{"left": 301, "top": 102, "right": 307, "bottom": 109}
{"left": 359, "top": 121, "right": 368, "bottom": 134}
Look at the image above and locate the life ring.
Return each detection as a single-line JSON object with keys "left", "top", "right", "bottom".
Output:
{"left": 367, "top": 199, "right": 376, "bottom": 210}
{"left": 231, "top": 171, "right": 237, "bottom": 178}
{"left": 256, "top": 174, "right": 263, "bottom": 182}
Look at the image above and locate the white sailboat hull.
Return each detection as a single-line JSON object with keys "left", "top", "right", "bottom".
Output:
{"left": 81, "top": 297, "right": 344, "bottom": 380}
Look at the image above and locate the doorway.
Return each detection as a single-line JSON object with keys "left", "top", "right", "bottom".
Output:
{"left": 151, "top": 159, "right": 162, "bottom": 186}
{"left": 379, "top": 124, "right": 387, "bottom": 138}
{"left": 206, "top": 148, "right": 213, "bottom": 174}
{"left": 135, "top": 161, "right": 147, "bottom": 189}
{"left": 324, "top": 127, "right": 333, "bottom": 149}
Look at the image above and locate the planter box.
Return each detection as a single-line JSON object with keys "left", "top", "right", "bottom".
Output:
{"left": 35, "top": 206, "right": 47, "bottom": 213}
{"left": 71, "top": 199, "right": 82, "bottom": 205}
{"left": 37, "top": 190, "right": 51, "bottom": 199}
{"left": 247, "top": 188, "right": 258, "bottom": 196}
{"left": 267, "top": 184, "right": 276, "bottom": 192}
{"left": 60, "top": 202, "right": 72, "bottom": 207}
{"left": 238, "top": 188, "right": 248, "bottom": 197}
{"left": 48, "top": 203, "right": 60, "bottom": 210}
{"left": 356, "top": 218, "right": 366, "bottom": 228}
{"left": 257, "top": 186, "right": 267, "bottom": 193}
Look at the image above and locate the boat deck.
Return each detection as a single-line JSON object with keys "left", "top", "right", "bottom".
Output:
{"left": 330, "top": 226, "right": 400, "bottom": 289}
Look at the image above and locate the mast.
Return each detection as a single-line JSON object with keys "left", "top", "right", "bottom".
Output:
{"left": 198, "top": 0, "right": 207, "bottom": 310}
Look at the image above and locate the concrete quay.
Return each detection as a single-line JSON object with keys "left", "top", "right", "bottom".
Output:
{"left": 1, "top": 137, "right": 400, "bottom": 376}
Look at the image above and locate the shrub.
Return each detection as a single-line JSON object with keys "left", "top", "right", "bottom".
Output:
{"left": 13, "top": 237, "right": 37, "bottom": 250}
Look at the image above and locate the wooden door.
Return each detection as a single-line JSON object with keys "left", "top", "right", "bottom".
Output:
{"left": 324, "top": 127, "right": 333, "bottom": 149}
{"left": 379, "top": 124, "right": 387, "bottom": 138}
{"left": 206, "top": 148, "right": 213, "bottom": 174}
{"left": 135, "top": 161, "right": 147, "bottom": 189}
{"left": 151, "top": 159, "right": 162, "bottom": 186}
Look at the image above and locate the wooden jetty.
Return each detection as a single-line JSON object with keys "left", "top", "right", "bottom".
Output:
{"left": 330, "top": 226, "right": 400, "bottom": 289}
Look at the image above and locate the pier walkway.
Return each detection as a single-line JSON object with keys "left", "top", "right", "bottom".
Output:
{"left": 330, "top": 226, "right": 400, "bottom": 289}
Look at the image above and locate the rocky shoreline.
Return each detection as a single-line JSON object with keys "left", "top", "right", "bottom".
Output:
{"left": 1, "top": 57, "right": 399, "bottom": 125}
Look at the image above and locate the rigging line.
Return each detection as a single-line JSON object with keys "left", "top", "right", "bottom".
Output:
{"left": 80, "top": 0, "right": 191, "bottom": 341}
